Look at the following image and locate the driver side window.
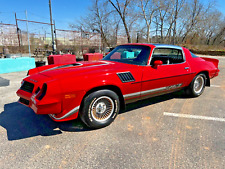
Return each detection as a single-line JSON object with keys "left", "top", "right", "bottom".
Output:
{"left": 150, "top": 48, "right": 184, "bottom": 65}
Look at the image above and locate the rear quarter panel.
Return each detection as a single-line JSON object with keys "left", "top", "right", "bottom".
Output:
{"left": 183, "top": 48, "right": 216, "bottom": 79}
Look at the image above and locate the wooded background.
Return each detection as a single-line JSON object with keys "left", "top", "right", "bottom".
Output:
{"left": 75, "top": 0, "right": 225, "bottom": 51}
{"left": 1, "top": 0, "right": 224, "bottom": 55}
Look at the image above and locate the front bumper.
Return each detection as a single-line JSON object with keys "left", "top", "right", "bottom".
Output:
{"left": 17, "top": 88, "right": 62, "bottom": 115}
{"left": 16, "top": 78, "right": 84, "bottom": 122}
{"left": 17, "top": 88, "right": 79, "bottom": 122}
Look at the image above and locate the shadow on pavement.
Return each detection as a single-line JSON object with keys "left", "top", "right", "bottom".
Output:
{"left": 0, "top": 77, "right": 10, "bottom": 87}
{"left": 0, "top": 91, "right": 188, "bottom": 140}
{"left": 0, "top": 102, "right": 89, "bottom": 141}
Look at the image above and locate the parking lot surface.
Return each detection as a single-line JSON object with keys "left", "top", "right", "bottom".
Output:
{"left": 0, "top": 56, "right": 225, "bottom": 168}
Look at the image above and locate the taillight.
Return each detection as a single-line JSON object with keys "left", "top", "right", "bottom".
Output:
{"left": 36, "top": 83, "right": 47, "bottom": 100}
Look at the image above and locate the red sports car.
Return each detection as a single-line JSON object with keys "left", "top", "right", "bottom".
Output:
{"left": 17, "top": 44, "right": 219, "bottom": 128}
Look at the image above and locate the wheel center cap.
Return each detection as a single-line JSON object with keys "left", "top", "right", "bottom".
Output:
{"left": 194, "top": 81, "right": 200, "bottom": 88}
{"left": 96, "top": 102, "right": 106, "bottom": 114}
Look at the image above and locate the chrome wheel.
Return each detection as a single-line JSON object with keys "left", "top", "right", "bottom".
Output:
{"left": 91, "top": 96, "right": 114, "bottom": 122}
{"left": 185, "top": 73, "right": 206, "bottom": 97}
{"left": 80, "top": 89, "right": 120, "bottom": 129}
{"left": 193, "top": 75, "right": 205, "bottom": 94}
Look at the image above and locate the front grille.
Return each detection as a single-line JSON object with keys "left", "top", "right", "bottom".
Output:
{"left": 117, "top": 72, "right": 135, "bottom": 83}
{"left": 20, "top": 81, "right": 34, "bottom": 93}
{"left": 19, "top": 97, "right": 30, "bottom": 105}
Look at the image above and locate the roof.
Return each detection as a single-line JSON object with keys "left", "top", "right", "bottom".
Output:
{"left": 151, "top": 44, "right": 183, "bottom": 50}
{"left": 120, "top": 43, "right": 183, "bottom": 50}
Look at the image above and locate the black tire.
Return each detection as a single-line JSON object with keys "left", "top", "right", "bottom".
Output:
{"left": 80, "top": 90, "right": 120, "bottom": 129}
{"left": 186, "top": 73, "right": 206, "bottom": 97}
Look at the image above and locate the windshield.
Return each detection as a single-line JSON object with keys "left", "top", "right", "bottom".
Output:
{"left": 102, "top": 45, "right": 151, "bottom": 65}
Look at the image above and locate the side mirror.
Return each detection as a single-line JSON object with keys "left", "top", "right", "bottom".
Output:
{"left": 153, "top": 60, "right": 163, "bottom": 68}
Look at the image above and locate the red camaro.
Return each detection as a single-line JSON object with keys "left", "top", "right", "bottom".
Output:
{"left": 17, "top": 44, "right": 219, "bottom": 128}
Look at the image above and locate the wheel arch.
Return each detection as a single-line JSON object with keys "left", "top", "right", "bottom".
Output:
{"left": 80, "top": 85, "right": 125, "bottom": 113}
{"left": 198, "top": 71, "right": 210, "bottom": 86}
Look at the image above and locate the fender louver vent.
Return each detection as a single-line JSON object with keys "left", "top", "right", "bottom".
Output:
{"left": 117, "top": 72, "right": 135, "bottom": 83}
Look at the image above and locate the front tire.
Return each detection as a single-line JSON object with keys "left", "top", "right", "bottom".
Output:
{"left": 186, "top": 73, "right": 206, "bottom": 97}
{"left": 80, "top": 90, "right": 120, "bottom": 129}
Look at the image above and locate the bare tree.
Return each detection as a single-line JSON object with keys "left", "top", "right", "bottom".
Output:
{"left": 138, "top": 0, "right": 158, "bottom": 43}
{"left": 212, "top": 26, "right": 225, "bottom": 45}
{"left": 93, "top": 0, "right": 111, "bottom": 47}
{"left": 109, "top": 18, "right": 121, "bottom": 46}
{"left": 108, "top": 0, "right": 133, "bottom": 43}
{"left": 154, "top": 0, "right": 172, "bottom": 43}
{"left": 201, "top": 10, "right": 223, "bottom": 45}
{"left": 73, "top": 0, "right": 112, "bottom": 48}
{"left": 171, "top": 0, "right": 185, "bottom": 44}
{"left": 181, "top": 0, "right": 204, "bottom": 43}
{"left": 74, "top": 0, "right": 224, "bottom": 48}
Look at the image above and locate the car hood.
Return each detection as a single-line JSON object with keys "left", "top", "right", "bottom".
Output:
{"left": 38, "top": 61, "right": 139, "bottom": 79}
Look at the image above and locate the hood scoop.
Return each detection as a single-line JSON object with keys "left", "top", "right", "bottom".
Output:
{"left": 56, "top": 63, "right": 82, "bottom": 68}
{"left": 117, "top": 72, "right": 135, "bottom": 83}
{"left": 43, "top": 63, "right": 82, "bottom": 72}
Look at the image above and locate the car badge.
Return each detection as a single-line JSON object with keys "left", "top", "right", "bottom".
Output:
{"left": 30, "top": 79, "right": 38, "bottom": 83}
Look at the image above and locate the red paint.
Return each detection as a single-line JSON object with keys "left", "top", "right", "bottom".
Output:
{"left": 47, "top": 54, "right": 76, "bottom": 65}
{"left": 17, "top": 44, "right": 219, "bottom": 122}
{"left": 83, "top": 53, "right": 103, "bottom": 61}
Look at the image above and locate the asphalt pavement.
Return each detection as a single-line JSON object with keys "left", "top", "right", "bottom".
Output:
{"left": 0, "top": 56, "right": 225, "bottom": 168}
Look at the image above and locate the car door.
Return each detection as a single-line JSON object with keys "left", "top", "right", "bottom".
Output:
{"left": 141, "top": 47, "right": 193, "bottom": 99}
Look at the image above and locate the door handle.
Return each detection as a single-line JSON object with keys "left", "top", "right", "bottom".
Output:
{"left": 184, "top": 67, "right": 190, "bottom": 70}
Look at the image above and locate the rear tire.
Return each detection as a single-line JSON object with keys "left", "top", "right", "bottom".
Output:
{"left": 80, "top": 90, "right": 120, "bottom": 129}
{"left": 186, "top": 73, "right": 206, "bottom": 97}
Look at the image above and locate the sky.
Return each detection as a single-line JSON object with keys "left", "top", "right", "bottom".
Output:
{"left": 0, "top": 0, "right": 92, "bottom": 29}
{"left": 0, "top": 0, "right": 224, "bottom": 36}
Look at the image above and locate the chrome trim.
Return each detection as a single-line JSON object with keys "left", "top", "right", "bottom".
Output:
{"left": 141, "top": 86, "right": 167, "bottom": 95}
{"left": 148, "top": 46, "right": 186, "bottom": 66}
{"left": 85, "top": 61, "right": 110, "bottom": 68}
{"left": 116, "top": 71, "right": 131, "bottom": 74}
{"left": 49, "top": 106, "right": 80, "bottom": 120}
{"left": 124, "top": 92, "right": 141, "bottom": 99}
{"left": 123, "top": 83, "right": 183, "bottom": 99}
{"left": 153, "top": 44, "right": 183, "bottom": 50}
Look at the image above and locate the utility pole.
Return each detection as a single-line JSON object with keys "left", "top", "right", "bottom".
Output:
{"left": 15, "top": 13, "right": 21, "bottom": 51}
{"left": 25, "top": 10, "right": 31, "bottom": 57}
{"left": 136, "top": 32, "right": 139, "bottom": 43}
{"left": 49, "top": 0, "right": 56, "bottom": 53}
{"left": 99, "top": 34, "right": 101, "bottom": 53}
{"left": 80, "top": 26, "right": 83, "bottom": 55}
{"left": 53, "top": 20, "right": 57, "bottom": 50}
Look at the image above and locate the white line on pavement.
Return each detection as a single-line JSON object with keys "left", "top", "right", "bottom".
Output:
{"left": 163, "top": 112, "right": 225, "bottom": 122}
{"left": 211, "top": 85, "right": 221, "bottom": 88}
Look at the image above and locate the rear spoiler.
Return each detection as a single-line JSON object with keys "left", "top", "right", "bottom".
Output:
{"left": 201, "top": 57, "right": 219, "bottom": 69}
